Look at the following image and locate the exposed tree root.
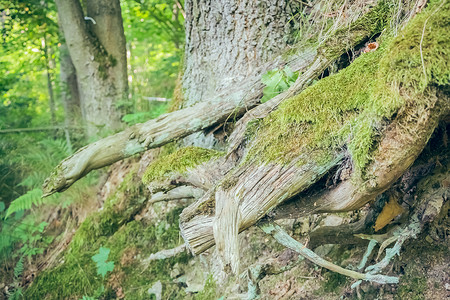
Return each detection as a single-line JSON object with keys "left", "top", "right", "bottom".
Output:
{"left": 148, "top": 186, "right": 205, "bottom": 205}
{"left": 259, "top": 221, "right": 399, "bottom": 284}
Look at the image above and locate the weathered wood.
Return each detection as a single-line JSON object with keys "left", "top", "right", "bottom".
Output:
{"left": 148, "top": 186, "right": 205, "bottom": 205}
{"left": 142, "top": 244, "right": 187, "bottom": 265}
{"left": 42, "top": 45, "right": 316, "bottom": 197}
{"left": 179, "top": 154, "right": 344, "bottom": 256}
{"left": 179, "top": 88, "right": 449, "bottom": 261}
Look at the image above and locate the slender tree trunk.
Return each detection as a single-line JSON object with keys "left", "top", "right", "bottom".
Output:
{"left": 43, "top": 35, "right": 56, "bottom": 127}
{"left": 59, "top": 37, "right": 80, "bottom": 152}
{"left": 55, "top": 0, "right": 128, "bottom": 136}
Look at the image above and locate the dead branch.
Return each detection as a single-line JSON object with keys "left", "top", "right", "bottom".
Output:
{"left": 42, "top": 48, "right": 316, "bottom": 197}
{"left": 142, "top": 244, "right": 187, "bottom": 266}
{"left": 148, "top": 186, "right": 205, "bottom": 205}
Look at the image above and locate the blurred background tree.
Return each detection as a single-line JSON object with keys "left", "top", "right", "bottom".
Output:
{"left": 0, "top": 1, "right": 184, "bottom": 295}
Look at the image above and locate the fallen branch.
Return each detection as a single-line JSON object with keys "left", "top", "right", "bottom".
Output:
{"left": 42, "top": 48, "right": 316, "bottom": 197}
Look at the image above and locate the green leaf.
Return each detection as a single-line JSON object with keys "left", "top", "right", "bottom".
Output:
{"left": 261, "top": 69, "right": 283, "bottom": 87}
{"left": 5, "top": 189, "right": 43, "bottom": 219}
{"left": 92, "top": 247, "right": 114, "bottom": 278}
{"left": 283, "top": 66, "right": 295, "bottom": 79}
{"left": 260, "top": 66, "right": 299, "bottom": 103}
{"left": 92, "top": 247, "right": 110, "bottom": 263}
{"left": 0, "top": 201, "right": 5, "bottom": 213}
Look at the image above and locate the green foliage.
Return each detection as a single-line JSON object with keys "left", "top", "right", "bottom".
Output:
{"left": 5, "top": 188, "right": 43, "bottom": 218}
{"left": 7, "top": 288, "right": 23, "bottom": 300}
{"left": 122, "top": 101, "right": 169, "bottom": 125}
{"left": 120, "top": 0, "right": 184, "bottom": 119}
{"left": 321, "top": 271, "right": 349, "bottom": 294}
{"left": 14, "top": 257, "right": 24, "bottom": 278}
{"left": 261, "top": 66, "right": 299, "bottom": 103}
{"left": 25, "top": 202, "right": 191, "bottom": 299}
{"left": 92, "top": 247, "right": 115, "bottom": 279}
{"left": 142, "top": 146, "right": 224, "bottom": 184}
{"left": 0, "top": 213, "right": 52, "bottom": 263}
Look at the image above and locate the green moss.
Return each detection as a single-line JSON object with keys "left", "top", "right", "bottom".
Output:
{"left": 246, "top": 0, "right": 449, "bottom": 172}
{"left": 321, "top": 271, "right": 349, "bottom": 294}
{"left": 25, "top": 205, "right": 190, "bottom": 299}
{"left": 320, "top": 0, "right": 392, "bottom": 60}
{"left": 142, "top": 146, "right": 224, "bottom": 184}
{"left": 378, "top": 0, "right": 450, "bottom": 93}
{"left": 396, "top": 275, "right": 427, "bottom": 300}
{"left": 195, "top": 274, "right": 217, "bottom": 300}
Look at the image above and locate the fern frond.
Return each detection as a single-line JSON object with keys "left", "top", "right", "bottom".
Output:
{"left": 5, "top": 188, "right": 43, "bottom": 218}
{"left": 14, "top": 257, "right": 24, "bottom": 278}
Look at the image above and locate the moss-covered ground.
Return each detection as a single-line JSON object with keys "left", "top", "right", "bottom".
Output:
{"left": 25, "top": 171, "right": 191, "bottom": 300}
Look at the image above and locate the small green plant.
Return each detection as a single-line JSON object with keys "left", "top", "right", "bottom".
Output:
{"left": 260, "top": 66, "right": 299, "bottom": 103}
{"left": 79, "top": 247, "right": 114, "bottom": 300}
{"left": 92, "top": 246, "right": 115, "bottom": 279}
{"left": 122, "top": 101, "right": 169, "bottom": 125}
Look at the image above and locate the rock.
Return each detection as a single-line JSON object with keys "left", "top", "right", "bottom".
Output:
{"left": 148, "top": 280, "right": 162, "bottom": 300}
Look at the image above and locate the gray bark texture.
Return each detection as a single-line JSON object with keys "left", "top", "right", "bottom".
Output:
{"left": 59, "top": 26, "right": 81, "bottom": 127}
{"left": 182, "top": 0, "right": 300, "bottom": 107}
{"left": 55, "top": 0, "right": 128, "bottom": 135}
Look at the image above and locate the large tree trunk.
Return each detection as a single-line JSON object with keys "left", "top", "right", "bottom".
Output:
{"left": 182, "top": 0, "right": 299, "bottom": 107}
{"left": 55, "top": 0, "right": 128, "bottom": 136}
{"left": 181, "top": 0, "right": 301, "bottom": 148}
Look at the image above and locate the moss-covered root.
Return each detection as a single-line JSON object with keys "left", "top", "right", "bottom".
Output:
{"left": 142, "top": 146, "right": 224, "bottom": 184}
{"left": 246, "top": 0, "right": 450, "bottom": 172}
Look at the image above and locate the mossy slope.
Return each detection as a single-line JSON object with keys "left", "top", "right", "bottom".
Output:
{"left": 25, "top": 172, "right": 190, "bottom": 299}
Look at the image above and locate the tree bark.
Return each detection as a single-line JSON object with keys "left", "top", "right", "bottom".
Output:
{"left": 55, "top": 0, "right": 128, "bottom": 135}
{"left": 182, "top": 0, "right": 300, "bottom": 107}
{"left": 59, "top": 21, "right": 81, "bottom": 132}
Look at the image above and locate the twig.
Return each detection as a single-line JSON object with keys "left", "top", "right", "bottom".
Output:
{"left": 141, "top": 244, "right": 186, "bottom": 267}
